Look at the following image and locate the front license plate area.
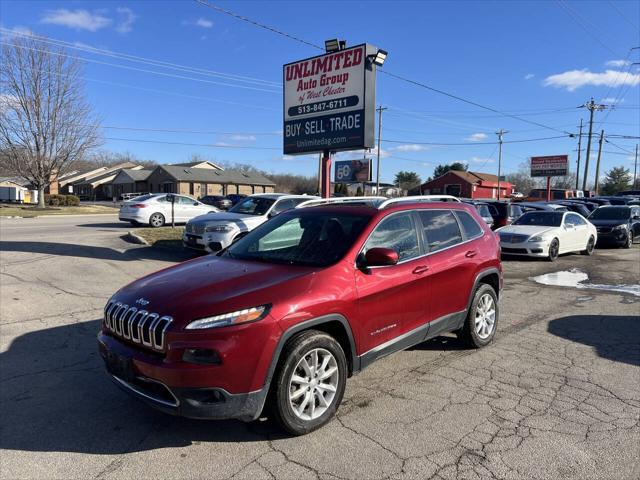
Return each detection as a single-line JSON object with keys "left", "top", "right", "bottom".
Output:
{"left": 105, "top": 351, "right": 135, "bottom": 383}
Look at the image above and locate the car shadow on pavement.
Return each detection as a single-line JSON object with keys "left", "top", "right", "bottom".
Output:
{"left": 75, "top": 222, "right": 132, "bottom": 228}
{"left": 548, "top": 315, "right": 640, "bottom": 367}
{"left": 0, "top": 240, "right": 199, "bottom": 263}
{"left": 407, "top": 334, "right": 468, "bottom": 351}
{"left": 0, "top": 319, "right": 284, "bottom": 455}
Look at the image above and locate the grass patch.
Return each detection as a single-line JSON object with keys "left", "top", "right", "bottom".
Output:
{"left": 0, "top": 204, "right": 118, "bottom": 217}
{"left": 132, "top": 226, "right": 185, "bottom": 248}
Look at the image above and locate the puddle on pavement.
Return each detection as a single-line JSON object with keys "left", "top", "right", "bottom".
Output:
{"left": 529, "top": 268, "right": 640, "bottom": 297}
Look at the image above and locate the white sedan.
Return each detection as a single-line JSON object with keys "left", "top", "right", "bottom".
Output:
{"left": 496, "top": 210, "right": 597, "bottom": 261}
{"left": 119, "top": 193, "right": 219, "bottom": 228}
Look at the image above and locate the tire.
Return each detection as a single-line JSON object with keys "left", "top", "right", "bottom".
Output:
{"left": 548, "top": 238, "right": 559, "bottom": 262}
{"left": 149, "top": 212, "right": 165, "bottom": 228}
{"left": 272, "top": 330, "right": 347, "bottom": 436}
{"left": 458, "top": 284, "right": 499, "bottom": 348}
{"left": 624, "top": 231, "right": 633, "bottom": 249}
{"left": 581, "top": 235, "right": 595, "bottom": 256}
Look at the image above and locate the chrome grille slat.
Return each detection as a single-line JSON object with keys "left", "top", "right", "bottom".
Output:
{"left": 103, "top": 301, "right": 172, "bottom": 352}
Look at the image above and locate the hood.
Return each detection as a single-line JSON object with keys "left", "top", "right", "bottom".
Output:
{"left": 588, "top": 218, "right": 627, "bottom": 227}
{"left": 188, "top": 211, "right": 265, "bottom": 229}
{"left": 110, "top": 256, "right": 317, "bottom": 328}
{"left": 495, "top": 225, "right": 556, "bottom": 237}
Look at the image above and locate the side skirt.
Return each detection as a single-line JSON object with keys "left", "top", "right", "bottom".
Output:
{"left": 358, "top": 310, "right": 467, "bottom": 370}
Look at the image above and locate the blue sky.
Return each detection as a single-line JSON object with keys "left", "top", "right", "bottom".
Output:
{"left": 1, "top": 0, "right": 638, "bottom": 184}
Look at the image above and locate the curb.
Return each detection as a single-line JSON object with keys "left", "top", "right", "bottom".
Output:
{"left": 124, "top": 231, "right": 149, "bottom": 245}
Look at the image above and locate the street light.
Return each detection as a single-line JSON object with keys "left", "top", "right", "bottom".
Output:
{"left": 370, "top": 49, "right": 388, "bottom": 67}
{"left": 325, "top": 38, "right": 345, "bottom": 53}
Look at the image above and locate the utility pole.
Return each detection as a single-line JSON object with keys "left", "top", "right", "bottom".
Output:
{"left": 575, "top": 119, "right": 583, "bottom": 190}
{"left": 375, "top": 106, "right": 386, "bottom": 195}
{"left": 496, "top": 129, "right": 507, "bottom": 200}
{"left": 581, "top": 98, "right": 608, "bottom": 192}
{"left": 594, "top": 130, "right": 605, "bottom": 195}
{"left": 634, "top": 144, "right": 638, "bottom": 189}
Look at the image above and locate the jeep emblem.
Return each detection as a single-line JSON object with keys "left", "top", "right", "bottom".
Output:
{"left": 135, "top": 298, "right": 150, "bottom": 306}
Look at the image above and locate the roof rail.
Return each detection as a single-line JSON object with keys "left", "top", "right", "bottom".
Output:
{"left": 378, "top": 195, "right": 461, "bottom": 209}
{"left": 296, "top": 196, "right": 387, "bottom": 209}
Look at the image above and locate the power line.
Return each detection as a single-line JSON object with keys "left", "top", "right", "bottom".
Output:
{"left": 607, "top": 0, "right": 640, "bottom": 32}
{"left": 0, "top": 41, "right": 281, "bottom": 94}
{"left": 382, "top": 135, "right": 571, "bottom": 146}
{"left": 0, "top": 27, "right": 281, "bottom": 89}
{"left": 555, "top": 0, "right": 621, "bottom": 57}
{"left": 104, "top": 137, "right": 281, "bottom": 150}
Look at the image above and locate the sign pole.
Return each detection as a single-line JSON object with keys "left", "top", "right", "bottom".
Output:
{"left": 321, "top": 150, "right": 331, "bottom": 198}
{"left": 546, "top": 176, "right": 551, "bottom": 202}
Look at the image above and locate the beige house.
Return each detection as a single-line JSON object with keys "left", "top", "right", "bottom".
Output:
{"left": 72, "top": 162, "right": 141, "bottom": 199}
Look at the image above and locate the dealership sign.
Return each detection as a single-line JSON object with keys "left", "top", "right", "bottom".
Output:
{"left": 334, "top": 159, "right": 372, "bottom": 183}
{"left": 530, "top": 155, "right": 569, "bottom": 177}
{"left": 283, "top": 44, "right": 377, "bottom": 155}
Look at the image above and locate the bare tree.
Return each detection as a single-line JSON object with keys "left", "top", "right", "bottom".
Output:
{"left": 0, "top": 35, "right": 100, "bottom": 207}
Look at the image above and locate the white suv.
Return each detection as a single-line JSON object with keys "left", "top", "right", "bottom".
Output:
{"left": 183, "top": 194, "right": 318, "bottom": 252}
{"left": 119, "top": 194, "right": 219, "bottom": 228}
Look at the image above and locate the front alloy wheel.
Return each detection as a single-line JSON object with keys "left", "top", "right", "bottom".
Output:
{"left": 149, "top": 212, "right": 165, "bottom": 228}
{"left": 273, "top": 330, "right": 347, "bottom": 435}
{"left": 474, "top": 293, "right": 496, "bottom": 340}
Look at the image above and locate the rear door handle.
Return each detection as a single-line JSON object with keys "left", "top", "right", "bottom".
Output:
{"left": 465, "top": 250, "right": 477, "bottom": 258}
{"left": 412, "top": 265, "right": 429, "bottom": 274}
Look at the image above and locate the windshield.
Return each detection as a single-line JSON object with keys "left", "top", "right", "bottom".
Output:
{"left": 588, "top": 207, "right": 630, "bottom": 221}
{"left": 512, "top": 211, "right": 563, "bottom": 227}
{"left": 226, "top": 211, "right": 371, "bottom": 267}
{"left": 228, "top": 197, "right": 276, "bottom": 216}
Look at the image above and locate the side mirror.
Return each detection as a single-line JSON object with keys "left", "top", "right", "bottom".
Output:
{"left": 193, "top": 202, "right": 199, "bottom": 206}
{"left": 361, "top": 247, "right": 399, "bottom": 268}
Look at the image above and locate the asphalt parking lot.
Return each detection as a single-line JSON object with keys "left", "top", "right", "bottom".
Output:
{"left": 1, "top": 215, "right": 639, "bottom": 480}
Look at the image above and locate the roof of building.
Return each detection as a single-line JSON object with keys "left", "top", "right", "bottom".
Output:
{"left": 169, "top": 160, "right": 223, "bottom": 170}
{"left": 0, "top": 176, "right": 31, "bottom": 187}
{"left": 73, "top": 162, "right": 141, "bottom": 186}
{"left": 422, "top": 170, "right": 512, "bottom": 187}
{"left": 111, "top": 168, "right": 152, "bottom": 183}
{"left": 158, "top": 165, "right": 275, "bottom": 186}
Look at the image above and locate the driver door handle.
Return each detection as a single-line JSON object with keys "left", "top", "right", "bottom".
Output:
{"left": 412, "top": 265, "right": 429, "bottom": 275}
{"left": 465, "top": 250, "right": 477, "bottom": 258}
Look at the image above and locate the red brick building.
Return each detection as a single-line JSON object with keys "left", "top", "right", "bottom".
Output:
{"left": 420, "top": 170, "right": 513, "bottom": 199}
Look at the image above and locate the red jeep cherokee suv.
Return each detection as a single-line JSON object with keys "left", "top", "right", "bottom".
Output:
{"left": 98, "top": 197, "right": 502, "bottom": 435}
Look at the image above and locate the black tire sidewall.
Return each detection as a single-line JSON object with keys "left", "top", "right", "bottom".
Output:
{"left": 548, "top": 238, "right": 559, "bottom": 261}
{"left": 462, "top": 284, "right": 499, "bottom": 348}
{"left": 274, "top": 332, "right": 347, "bottom": 436}
{"left": 583, "top": 236, "right": 595, "bottom": 255}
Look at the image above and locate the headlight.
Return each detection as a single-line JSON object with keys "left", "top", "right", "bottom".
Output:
{"left": 185, "top": 305, "right": 270, "bottom": 330}
{"left": 528, "top": 235, "right": 546, "bottom": 242}
{"left": 612, "top": 224, "right": 627, "bottom": 231}
{"left": 205, "top": 224, "right": 235, "bottom": 233}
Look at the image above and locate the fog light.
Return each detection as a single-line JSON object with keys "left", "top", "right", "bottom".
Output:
{"left": 182, "top": 348, "right": 221, "bottom": 365}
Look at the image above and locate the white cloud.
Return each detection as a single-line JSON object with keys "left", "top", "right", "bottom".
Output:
{"left": 465, "top": 133, "right": 488, "bottom": 142}
{"left": 41, "top": 9, "right": 111, "bottom": 32}
{"left": 605, "top": 59, "right": 631, "bottom": 68}
{"left": 392, "top": 144, "right": 429, "bottom": 152}
{"left": 524, "top": 73, "right": 535, "bottom": 80}
{"left": 543, "top": 69, "right": 640, "bottom": 92}
{"left": 229, "top": 134, "right": 257, "bottom": 142}
{"left": 116, "top": 7, "right": 137, "bottom": 34}
{"left": 468, "top": 156, "right": 495, "bottom": 164}
{"left": 196, "top": 18, "right": 213, "bottom": 28}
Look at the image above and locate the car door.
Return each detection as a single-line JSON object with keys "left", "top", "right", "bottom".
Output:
{"left": 631, "top": 207, "right": 640, "bottom": 237}
{"left": 562, "top": 213, "right": 583, "bottom": 251}
{"left": 418, "top": 209, "right": 479, "bottom": 329}
{"left": 354, "top": 211, "right": 429, "bottom": 354}
{"left": 569, "top": 213, "right": 590, "bottom": 249}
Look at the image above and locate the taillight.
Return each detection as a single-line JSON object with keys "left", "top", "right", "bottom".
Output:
{"left": 130, "top": 204, "right": 147, "bottom": 208}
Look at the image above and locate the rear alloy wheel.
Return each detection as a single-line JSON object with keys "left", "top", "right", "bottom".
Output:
{"left": 458, "top": 283, "right": 499, "bottom": 348}
{"left": 548, "top": 238, "right": 559, "bottom": 262}
{"left": 273, "top": 330, "right": 347, "bottom": 435}
{"left": 149, "top": 212, "right": 165, "bottom": 228}
{"left": 581, "top": 235, "right": 595, "bottom": 256}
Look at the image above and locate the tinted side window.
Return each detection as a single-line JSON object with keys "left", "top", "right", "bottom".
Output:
{"left": 271, "top": 198, "right": 298, "bottom": 215}
{"left": 364, "top": 212, "right": 420, "bottom": 261}
{"left": 564, "top": 214, "right": 577, "bottom": 226}
{"left": 419, "top": 210, "right": 463, "bottom": 252}
{"left": 455, "top": 211, "right": 483, "bottom": 239}
{"left": 573, "top": 214, "right": 587, "bottom": 225}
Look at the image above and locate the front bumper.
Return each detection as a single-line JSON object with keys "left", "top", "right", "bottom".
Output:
{"left": 596, "top": 229, "right": 628, "bottom": 245}
{"left": 500, "top": 240, "right": 549, "bottom": 257}
{"left": 182, "top": 231, "right": 235, "bottom": 252}
{"left": 98, "top": 333, "right": 268, "bottom": 421}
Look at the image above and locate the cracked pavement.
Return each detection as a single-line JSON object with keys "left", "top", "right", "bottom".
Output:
{"left": 1, "top": 215, "right": 639, "bottom": 479}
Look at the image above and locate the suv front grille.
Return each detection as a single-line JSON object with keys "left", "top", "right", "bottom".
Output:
{"left": 103, "top": 301, "right": 173, "bottom": 352}
{"left": 185, "top": 223, "right": 205, "bottom": 234}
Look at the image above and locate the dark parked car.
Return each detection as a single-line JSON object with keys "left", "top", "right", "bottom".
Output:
{"left": 588, "top": 205, "right": 640, "bottom": 248}
{"left": 517, "top": 202, "right": 565, "bottom": 212}
{"left": 98, "top": 198, "right": 502, "bottom": 435}
{"left": 484, "top": 201, "right": 525, "bottom": 230}
{"left": 615, "top": 190, "right": 640, "bottom": 197}
{"left": 226, "top": 194, "right": 247, "bottom": 206}
{"left": 550, "top": 201, "right": 591, "bottom": 217}
{"left": 573, "top": 197, "right": 611, "bottom": 206}
{"left": 594, "top": 196, "right": 635, "bottom": 205}
{"left": 199, "top": 195, "right": 232, "bottom": 210}
{"left": 562, "top": 199, "right": 599, "bottom": 212}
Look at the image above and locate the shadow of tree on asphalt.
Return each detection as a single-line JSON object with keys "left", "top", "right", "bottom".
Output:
{"left": 0, "top": 319, "right": 286, "bottom": 454}
{"left": 0, "top": 240, "right": 200, "bottom": 263}
{"left": 548, "top": 315, "right": 640, "bottom": 367}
